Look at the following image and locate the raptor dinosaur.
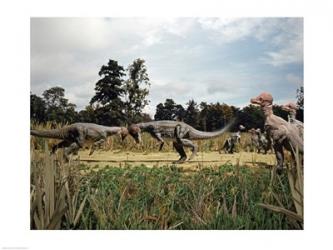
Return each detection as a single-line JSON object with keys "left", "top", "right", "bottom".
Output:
{"left": 31, "top": 123, "right": 132, "bottom": 161}
{"left": 128, "top": 120, "right": 234, "bottom": 163}
{"left": 256, "top": 128, "right": 272, "bottom": 154}
{"left": 221, "top": 125, "right": 245, "bottom": 154}
{"left": 282, "top": 102, "right": 304, "bottom": 139}
{"left": 250, "top": 93, "right": 303, "bottom": 173}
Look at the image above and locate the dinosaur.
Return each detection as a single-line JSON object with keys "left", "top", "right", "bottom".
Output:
{"left": 281, "top": 102, "right": 304, "bottom": 139}
{"left": 255, "top": 128, "right": 273, "bottom": 154}
{"left": 250, "top": 92, "right": 303, "bottom": 173}
{"left": 30, "top": 123, "right": 132, "bottom": 161}
{"left": 247, "top": 128, "right": 260, "bottom": 152}
{"left": 128, "top": 120, "right": 234, "bottom": 163}
{"left": 221, "top": 125, "right": 245, "bottom": 154}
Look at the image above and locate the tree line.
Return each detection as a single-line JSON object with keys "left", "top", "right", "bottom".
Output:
{"left": 31, "top": 58, "right": 304, "bottom": 132}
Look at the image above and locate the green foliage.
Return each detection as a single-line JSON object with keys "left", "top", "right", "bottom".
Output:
{"left": 124, "top": 58, "right": 151, "bottom": 123}
{"left": 30, "top": 93, "right": 46, "bottom": 123}
{"left": 90, "top": 59, "right": 126, "bottom": 125}
{"left": 184, "top": 100, "right": 200, "bottom": 128}
{"left": 36, "top": 87, "right": 79, "bottom": 124}
{"left": 297, "top": 86, "right": 304, "bottom": 109}
{"left": 238, "top": 105, "right": 265, "bottom": 130}
{"left": 273, "top": 105, "right": 289, "bottom": 121}
{"left": 31, "top": 161, "right": 295, "bottom": 230}
{"left": 154, "top": 99, "right": 185, "bottom": 121}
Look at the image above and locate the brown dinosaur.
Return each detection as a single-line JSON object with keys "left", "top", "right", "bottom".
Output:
{"left": 31, "top": 123, "right": 131, "bottom": 161}
{"left": 281, "top": 102, "right": 304, "bottom": 139}
{"left": 250, "top": 93, "right": 303, "bottom": 173}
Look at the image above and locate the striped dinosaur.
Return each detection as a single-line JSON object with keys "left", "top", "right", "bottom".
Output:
{"left": 30, "top": 123, "right": 133, "bottom": 161}
{"left": 128, "top": 120, "right": 234, "bottom": 163}
{"left": 221, "top": 125, "right": 245, "bottom": 154}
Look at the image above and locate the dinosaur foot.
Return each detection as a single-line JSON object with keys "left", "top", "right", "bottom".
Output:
{"left": 188, "top": 153, "right": 198, "bottom": 161}
{"left": 276, "top": 166, "right": 283, "bottom": 175}
{"left": 172, "top": 156, "right": 187, "bottom": 164}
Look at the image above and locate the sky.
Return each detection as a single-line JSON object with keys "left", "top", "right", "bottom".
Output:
{"left": 30, "top": 17, "right": 303, "bottom": 117}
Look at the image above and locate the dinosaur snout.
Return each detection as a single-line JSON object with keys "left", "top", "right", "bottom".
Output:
{"left": 250, "top": 97, "right": 259, "bottom": 104}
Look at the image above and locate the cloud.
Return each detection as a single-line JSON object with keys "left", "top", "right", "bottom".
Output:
{"left": 286, "top": 73, "right": 303, "bottom": 86}
{"left": 31, "top": 18, "right": 303, "bottom": 115}
{"left": 198, "top": 18, "right": 303, "bottom": 67}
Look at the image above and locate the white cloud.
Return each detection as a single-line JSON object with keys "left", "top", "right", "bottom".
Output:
{"left": 31, "top": 18, "right": 303, "bottom": 115}
{"left": 198, "top": 18, "right": 303, "bottom": 67}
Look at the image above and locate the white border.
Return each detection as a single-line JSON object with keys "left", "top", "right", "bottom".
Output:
{"left": 1, "top": 0, "right": 333, "bottom": 249}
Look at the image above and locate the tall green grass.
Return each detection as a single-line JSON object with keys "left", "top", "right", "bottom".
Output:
{"left": 30, "top": 150, "right": 296, "bottom": 229}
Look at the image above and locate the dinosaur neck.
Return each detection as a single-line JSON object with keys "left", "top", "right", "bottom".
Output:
{"left": 288, "top": 111, "right": 296, "bottom": 122}
{"left": 263, "top": 104, "right": 273, "bottom": 117}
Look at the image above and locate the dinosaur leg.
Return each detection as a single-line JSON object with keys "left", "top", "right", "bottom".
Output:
{"left": 74, "top": 128, "right": 87, "bottom": 148}
{"left": 63, "top": 142, "right": 80, "bottom": 162}
{"left": 221, "top": 140, "right": 228, "bottom": 154}
{"left": 230, "top": 141, "right": 235, "bottom": 154}
{"left": 180, "top": 139, "right": 198, "bottom": 161}
{"left": 273, "top": 142, "right": 284, "bottom": 174}
{"left": 51, "top": 140, "right": 72, "bottom": 154}
{"left": 89, "top": 139, "right": 105, "bottom": 156}
{"left": 152, "top": 132, "right": 165, "bottom": 151}
{"left": 172, "top": 141, "right": 187, "bottom": 163}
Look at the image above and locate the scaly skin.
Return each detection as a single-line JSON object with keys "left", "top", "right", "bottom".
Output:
{"left": 31, "top": 123, "right": 130, "bottom": 161}
{"left": 128, "top": 120, "right": 234, "bottom": 163}
{"left": 251, "top": 93, "right": 303, "bottom": 174}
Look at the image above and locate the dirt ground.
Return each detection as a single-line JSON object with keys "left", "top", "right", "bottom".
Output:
{"left": 77, "top": 150, "right": 276, "bottom": 170}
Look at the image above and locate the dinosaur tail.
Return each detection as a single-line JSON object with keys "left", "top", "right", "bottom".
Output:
{"left": 30, "top": 128, "right": 67, "bottom": 139}
{"left": 190, "top": 118, "right": 236, "bottom": 140}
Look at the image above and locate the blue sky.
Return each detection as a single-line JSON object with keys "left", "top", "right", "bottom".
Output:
{"left": 31, "top": 17, "right": 303, "bottom": 116}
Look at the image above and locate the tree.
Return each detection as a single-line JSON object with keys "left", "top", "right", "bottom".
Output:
{"left": 78, "top": 105, "right": 97, "bottom": 123}
{"left": 42, "top": 87, "right": 78, "bottom": 123}
{"left": 124, "top": 58, "right": 151, "bottom": 123}
{"left": 154, "top": 99, "right": 185, "bottom": 121}
{"left": 205, "top": 103, "right": 225, "bottom": 131}
{"left": 273, "top": 105, "right": 288, "bottom": 121}
{"left": 221, "top": 103, "right": 233, "bottom": 124}
{"left": 30, "top": 93, "right": 46, "bottom": 123}
{"left": 238, "top": 105, "right": 265, "bottom": 130}
{"left": 90, "top": 59, "right": 126, "bottom": 125}
{"left": 184, "top": 100, "right": 199, "bottom": 128}
{"left": 296, "top": 86, "right": 304, "bottom": 109}
{"left": 296, "top": 86, "right": 304, "bottom": 122}
{"left": 198, "top": 102, "right": 209, "bottom": 131}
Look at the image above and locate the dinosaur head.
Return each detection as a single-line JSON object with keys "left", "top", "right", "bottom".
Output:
{"left": 128, "top": 124, "right": 142, "bottom": 144}
{"left": 250, "top": 92, "right": 273, "bottom": 107}
{"left": 239, "top": 124, "right": 246, "bottom": 131}
{"left": 281, "top": 102, "right": 298, "bottom": 113}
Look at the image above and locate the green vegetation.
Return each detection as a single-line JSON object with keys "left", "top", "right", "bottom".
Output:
{"left": 31, "top": 148, "right": 299, "bottom": 230}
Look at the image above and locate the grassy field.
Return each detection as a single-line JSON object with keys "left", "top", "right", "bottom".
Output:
{"left": 30, "top": 123, "right": 303, "bottom": 230}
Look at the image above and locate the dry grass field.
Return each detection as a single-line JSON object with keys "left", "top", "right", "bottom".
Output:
{"left": 76, "top": 150, "right": 276, "bottom": 170}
